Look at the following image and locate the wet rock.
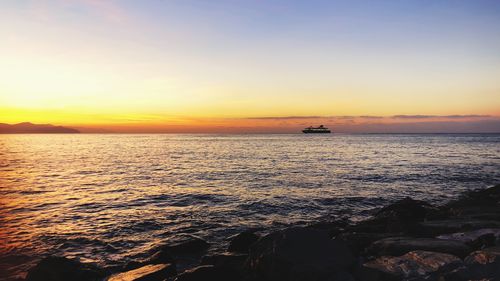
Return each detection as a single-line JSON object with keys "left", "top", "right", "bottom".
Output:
{"left": 417, "top": 219, "right": 500, "bottom": 236}
{"left": 107, "top": 263, "right": 176, "bottom": 281}
{"left": 25, "top": 256, "right": 105, "bottom": 281}
{"left": 174, "top": 265, "right": 238, "bottom": 281}
{"left": 146, "top": 249, "right": 175, "bottom": 265}
{"left": 349, "top": 198, "right": 442, "bottom": 235}
{"left": 437, "top": 228, "right": 500, "bottom": 250}
{"left": 246, "top": 227, "right": 354, "bottom": 281}
{"left": 368, "top": 237, "right": 471, "bottom": 258}
{"left": 374, "top": 197, "right": 439, "bottom": 222}
{"left": 228, "top": 231, "right": 260, "bottom": 253}
{"left": 443, "top": 246, "right": 500, "bottom": 280}
{"left": 363, "top": 251, "right": 462, "bottom": 280}
{"left": 306, "top": 220, "right": 348, "bottom": 238}
{"left": 446, "top": 184, "right": 500, "bottom": 208}
{"left": 163, "top": 236, "right": 210, "bottom": 256}
{"left": 201, "top": 253, "right": 248, "bottom": 270}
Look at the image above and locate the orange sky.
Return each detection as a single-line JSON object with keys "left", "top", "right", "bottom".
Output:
{"left": 1, "top": 1, "right": 499, "bottom": 133}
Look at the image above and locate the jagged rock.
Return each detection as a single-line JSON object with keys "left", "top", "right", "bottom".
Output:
{"left": 147, "top": 236, "right": 209, "bottom": 264}
{"left": 368, "top": 237, "right": 471, "bottom": 258}
{"left": 107, "top": 263, "right": 176, "bottom": 281}
{"left": 347, "top": 198, "right": 441, "bottom": 234}
{"left": 146, "top": 249, "right": 175, "bottom": 265}
{"left": 447, "top": 184, "right": 500, "bottom": 208}
{"left": 163, "top": 236, "right": 209, "bottom": 255}
{"left": 417, "top": 219, "right": 500, "bottom": 236}
{"left": 363, "top": 251, "right": 462, "bottom": 280}
{"left": 375, "top": 198, "right": 439, "bottom": 221}
{"left": 306, "top": 220, "right": 348, "bottom": 238}
{"left": 174, "top": 265, "right": 238, "bottom": 281}
{"left": 437, "top": 228, "right": 500, "bottom": 250}
{"left": 246, "top": 227, "right": 354, "bottom": 281}
{"left": 466, "top": 246, "right": 500, "bottom": 264}
{"left": 201, "top": 253, "right": 248, "bottom": 270}
{"left": 443, "top": 246, "right": 500, "bottom": 280}
{"left": 228, "top": 231, "right": 260, "bottom": 253}
{"left": 25, "top": 256, "right": 105, "bottom": 281}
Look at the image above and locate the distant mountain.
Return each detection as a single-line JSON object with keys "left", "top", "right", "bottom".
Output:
{"left": 0, "top": 122, "right": 80, "bottom": 134}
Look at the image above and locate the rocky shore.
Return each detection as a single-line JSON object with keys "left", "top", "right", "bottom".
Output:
{"left": 23, "top": 184, "right": 500, "bottom": 281}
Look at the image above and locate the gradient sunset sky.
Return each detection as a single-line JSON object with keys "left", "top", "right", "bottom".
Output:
{"left": 1, "top": 0, "right": 499, "bottom": 133}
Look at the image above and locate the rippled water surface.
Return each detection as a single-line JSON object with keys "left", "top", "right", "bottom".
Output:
{"left": 1, "top": 134, "right": 499, "bottom": 279}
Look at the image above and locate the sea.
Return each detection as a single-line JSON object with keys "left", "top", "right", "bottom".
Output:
{"left": 1, "top": 134, "right": 499, "bottom": 280}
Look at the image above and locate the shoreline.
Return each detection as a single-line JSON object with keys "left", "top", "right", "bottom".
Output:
{"left": 18, "top": 184, "right": 500, "bottom": 281}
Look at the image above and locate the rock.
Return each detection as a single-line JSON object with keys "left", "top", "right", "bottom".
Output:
{"left": 146, "top": 249, "right": 175, "bottom": 265}
{"left": 349, "top": 198, "right": 442, "bottom": 235}
{"left": 174, "top": 265, "right": 238, "bottom": 281}
{"left": 446, "top": 184, "right": 500, "bottom": 208}
{"left": 465, "top": 246, "right": 500, "bottom": 265}
{"left": 306, "top": 220, "right": 348, "bottom": 238}
{"left": 25, "top": 256, "right": 105, "bottom": 281}
{"left": 363, "top": 251, "right": 462, "bottom": 280}
{"left": 417, "top": 219, "right": 500, "bottom": 236}
{"left": 437, "top": 228, "right": 500, "bottom": 250}
{"left": 368, "top": 237, "right": 472, "bottom": 258}
{"left": 228, "top": 231, "right": 260, "bottom": 253}
{"left": 337, "top": 232, "right": 400, "bottom": 255}
{"left": 201, "top": 253, "right": 248, "bottom": 270}
{"left": 352, "top": 265, "right": 385, "bottom": 281}
{"left": 443, "top": 246, "right": 500, "bottom": 280}
{"left": 375, "top": 197, "right": 438, "bottom": 222}
{"left": 107, "top": 263, "right": 176, "bottom": 281}
{"left": 246, "top": 227, "right": 355, "bottom": 281}
{"left": 163, "top": 236, "right": 210, "bottom": 255}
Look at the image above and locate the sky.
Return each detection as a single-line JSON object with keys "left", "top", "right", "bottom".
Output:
{"left": 1, "top": 0, "right": 499, "bottom": 133}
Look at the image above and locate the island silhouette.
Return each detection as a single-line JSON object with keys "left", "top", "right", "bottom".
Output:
{"left": 0, "top": 122, "right": 80, "bottom": 134}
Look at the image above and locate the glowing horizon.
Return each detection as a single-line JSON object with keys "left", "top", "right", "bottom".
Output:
{"left": 1, "top": 1, "right": 500, "bottom": 132}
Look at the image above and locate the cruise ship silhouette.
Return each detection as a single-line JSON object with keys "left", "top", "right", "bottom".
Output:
{"left": 302, "top": 125, "right": 331, "bottom": 134}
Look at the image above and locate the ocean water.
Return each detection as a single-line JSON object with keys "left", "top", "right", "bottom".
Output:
{"left": 1, "top": 134, "right": 499, "bottom": 279}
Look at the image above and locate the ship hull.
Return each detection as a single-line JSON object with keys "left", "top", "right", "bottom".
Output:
{"left": 302, "top": 130, "right": 331, "bottom": 134}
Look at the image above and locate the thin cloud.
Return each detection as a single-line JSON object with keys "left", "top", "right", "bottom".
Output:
{"left": 391, "top": 114, "right": 491, "bottom": 119}
{"left": 242, "top": 114, "right": 494, "bottom": 121}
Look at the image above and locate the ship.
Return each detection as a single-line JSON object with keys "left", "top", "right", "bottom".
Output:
{"left": 302, "top": 125, "right": 331, "bottom": 134}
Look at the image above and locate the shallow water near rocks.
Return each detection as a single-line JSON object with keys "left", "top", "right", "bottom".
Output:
{"left": 1, "top": 134, "right": 499, "bottom": 280}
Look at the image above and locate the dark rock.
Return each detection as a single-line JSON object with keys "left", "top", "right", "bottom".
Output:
{"left": 306, "top": 220, "right": 349, "bottom": 238}
{"left": 437, "top": 228, "right": 500, "bottom": 250}
{"left": 228, "top": 231, "right": 260, "bottom": 253}
{"left": 337, "top": 232, "right": 400, "bottom": 255}
{"left": 145, "top": 236, "right": 209, "bottom": 274}
{"left": 443, "top": 246, "right": 500, "bottom": 280}
{"left": 164, "top": 236, "right": 210, "bottom": 255}
{"left": 25, "top": 256, "right": 105, "bottom": 281}
{"left": 417, "top": 219, "right": 500, "bottom": 236}
{"left": 446, "top": 184, "right": 500, "bottom": 208}
{"left": 326, "top": 271, "right": 355, "bottom": 281}
{"left": 107, "top": 263, "right": 176, "bottom": 281}
{"left": 375, "top": 197, "right": 438, "bottom": 221}
{"left": 174, "top": 265, "right": 239, "bottom": 281}
{"left": 146, "top": 248, "right": 175, "bottom": 265}
{"left": 201, "top": 253, "right": 248, "bottom": 270}
{"left": 347, "top": 198, "right": 441, "bottom": 234}
{"left": 368, "top": 237, "right": 472, "bottom": 258}
{"left": 466, "top": 245, "right": 500, "bottom": 262}
{"left": 246, "top": 227, "right": 354, "bottom": 281}
{"left": 352, "top": 265, "right": 385, "bottom": 281}
{"left": 363, "top": 250, "right": 462, "bottom": 280}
